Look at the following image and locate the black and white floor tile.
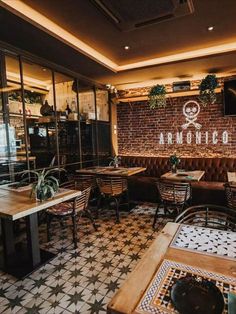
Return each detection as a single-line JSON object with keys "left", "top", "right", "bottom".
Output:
{"left": 0, "top": 203, "right": 168, "bottom": 314}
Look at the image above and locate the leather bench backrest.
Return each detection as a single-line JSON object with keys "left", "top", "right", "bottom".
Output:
{"left": 120, "top": 156, "right": 236, "bottom": 182}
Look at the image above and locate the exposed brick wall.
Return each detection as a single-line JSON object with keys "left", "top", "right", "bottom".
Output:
{"left": 117, "top": 93, "right": 236, "bottom": 157}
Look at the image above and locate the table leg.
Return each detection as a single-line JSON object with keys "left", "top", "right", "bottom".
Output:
{"left": 26, "top": 213, "right": 40, "bottom": 267}
{"left": 1, "top": 218, "right": 15, "bottom": 266}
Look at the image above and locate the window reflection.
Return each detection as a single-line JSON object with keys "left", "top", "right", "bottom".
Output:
{"left": 3, "top": 55, "right": 28, "bottom": 180}
{"left": 54, "top": 73, "right": 80, "bottom": 171}
{"left": 79, "top": 84, "right": 96, "bottom": 166}
{"left": 96, "top": 89, "right": 109, "bottom": 121}
{"left": 21, "top": 60, "right": 56, "bottom": 169}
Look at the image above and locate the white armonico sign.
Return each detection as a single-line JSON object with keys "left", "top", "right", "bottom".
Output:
{"left": 159, "top": 100, "right": 229, "bottom": 145}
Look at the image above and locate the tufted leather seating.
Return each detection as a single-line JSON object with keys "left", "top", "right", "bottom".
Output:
{"left": 120, "top": 156, "right": 236, "bottom": 205}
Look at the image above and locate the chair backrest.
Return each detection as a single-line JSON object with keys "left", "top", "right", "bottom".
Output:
{"left": 96, "top": 176, "right": 127, "bottom": 196}
{"left": 74, "top": 186, "right": 91, "bottom": 213}
{"left": 74, "top": 174, "right": 97, "bottom": 190}
{"left": 175, "top": 204, "right": 236, "bottom": 231}
{"left": 224, "top": 183, "right": 236, "bottom": 209}
{"left": 157, "top": 180, "right": 191, "bottom": 204}
{"left": 60, "top": 180, "right": 76, "bottom": 190}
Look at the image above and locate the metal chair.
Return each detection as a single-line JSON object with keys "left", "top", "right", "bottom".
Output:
{"left": 153, "top": 180, "right": 191, "bottom": 228}
{"left": 46, "top": 181, "right": 97, "bottom": 248}
{"left": 74, "top": 174, "right": 97, "bottom": 191}
{"left": 175, "top": 204, "right": 236, "bottom": 231}
{"left": 96, "top": 176, "right": 129, "bottom": 223}
{"left": 224, "top": 182, "right": 236, "bottom": 210}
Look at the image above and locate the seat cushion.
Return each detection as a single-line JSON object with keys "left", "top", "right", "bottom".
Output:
{"left": 47, "top": 201, "right": 73, "bottom": 216}
{"left": 191, "top": 181, "right": 225, "bottom": 191}
{"left": 127, "top": 176, "right": 159, "bottom": 202}
{"left": 191, "top": 181, "right": 226, "bottom": 205}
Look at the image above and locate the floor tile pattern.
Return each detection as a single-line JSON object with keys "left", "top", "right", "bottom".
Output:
{"left": 0, "top": 203, "right": 168, "bottom": 314}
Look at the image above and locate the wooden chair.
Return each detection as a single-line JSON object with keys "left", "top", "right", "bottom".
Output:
{"left": 175, "top": 204, "right": 236, "bottom": 231}
{"left": 153, "top": 180, "right": 191, "bottom": 228}
{"left": 224, "top": 182, "right": 236, "bottom": 210}
{"left": 46, "top": 181, "right": 97, "bottom": 248}
{"left": 96, "top": 176, "right": 129, "bottom": 223}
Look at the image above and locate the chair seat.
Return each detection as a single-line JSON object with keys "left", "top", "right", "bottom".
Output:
{"left": 162, "top": 189, "right": 191, "bottom": 203}
{"left": 47, "top": 201, "right": 73, "bottom": 216}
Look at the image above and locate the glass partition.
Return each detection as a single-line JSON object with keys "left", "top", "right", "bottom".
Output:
{"left": 54, "top": 72, "right": 80, "bottom": 172}
{"left": 0, "top": 48, "right": 111, "bottom": 180}
{"left": 96, "top": 89, "right": 109, "bottom": 122}
{"left": 4, "top": 55, "right": 28, "bottom": 180}
{"left": 79, "top": 84, "right": 97, "bottom": 167}
{"left": 22, "top": 60, "right": 56, "bottom": 169}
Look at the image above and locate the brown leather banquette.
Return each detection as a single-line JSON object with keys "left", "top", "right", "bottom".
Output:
{"left": 120, "top": 156, "right": 236, "bottom": 205}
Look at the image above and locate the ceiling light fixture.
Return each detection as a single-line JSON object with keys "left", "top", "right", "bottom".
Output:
{"left": 124, "top": 46, "right": 130, "bottom": 50}
{"left": 208, "top": 26, "right": 214, "bottom": 31}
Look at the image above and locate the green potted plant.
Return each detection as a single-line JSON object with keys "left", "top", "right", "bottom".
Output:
{"left": 169, "top": 154, "right": 181, "bottom": 173}
{"left": 21, "top": 168, "right": 60, "bottom": 202}
{"left": 148, "top": 84, "right": 166, "bottom": 109}
{"left": 109, "top": 156, "right": 121, "bottom": 168}
{"left": 199, "top": 74, "right": 218, "bottom": 106}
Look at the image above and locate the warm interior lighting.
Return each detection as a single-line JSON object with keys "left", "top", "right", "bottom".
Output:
{"left": 7, "top": 71, "right": 49, "bottom": 90}
{"left": 124, "top": 46, "right": 130, "bottom": 50}
{"left": 118, "top": 42, "right": 236, "bottom": 71}
{"left": 208, "top": 26, "right": 214, "bottom": 31}
{"left": 0, "top": 0, "right": 118, "bottom": 71}
{"left": 1, "top": 1, "right": 236, "bottom": 72}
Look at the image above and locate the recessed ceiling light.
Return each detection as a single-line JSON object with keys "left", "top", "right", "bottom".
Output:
{"left": 42, "top": 68, "right": 47, "bottom": 71}
{"left": 208, "top": 26, "right": 214, "bottom": 31}
{"left": 124, "top": 46, "right": 130, "bottom": 50}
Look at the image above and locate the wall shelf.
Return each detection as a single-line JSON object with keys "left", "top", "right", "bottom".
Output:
{"left": 118, "top": 87, "right": 222, "bottom": 103}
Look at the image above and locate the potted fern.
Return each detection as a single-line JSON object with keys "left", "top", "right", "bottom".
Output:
{"left": 21, "top": 168, "right": 60, "bottom": 202}
{"left": 169, "top": 154, "right": 181, "bottom": 173}
{"left": 109, "top": 156, "right": 121, "bottom": 168}
{"left": 199, "top": 74, "right": 218, "bottom": 106}
{"left": 148, "top": 84, "right": 166, "bottom": 109}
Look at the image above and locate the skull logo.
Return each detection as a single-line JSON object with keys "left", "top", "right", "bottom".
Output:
{"left": 181, "top": 100, "right": 202, "bottom": 130}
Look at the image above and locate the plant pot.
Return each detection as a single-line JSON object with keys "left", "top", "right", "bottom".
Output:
{"left": 171, "top": 164, "right": 177, "bottom": 173}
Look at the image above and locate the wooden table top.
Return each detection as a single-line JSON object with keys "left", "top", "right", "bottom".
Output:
{"left": 0, "top": 187, "right": 81, "bottom": 221}
{"left": 107, "top": 222, "right": 236, "bottom": 314}
{"left": 161, "top": 170, "right": 205, "bottom": 182}
{"left": 76, "top": 166, "right": 146, "bottom": 177}
{"left": 0, "top": 156, "right": 36, "bottom": 162}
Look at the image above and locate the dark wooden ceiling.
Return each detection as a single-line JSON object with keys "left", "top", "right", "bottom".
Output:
{"left": 22, "top": 0, "right": 236, "bottom": 64}
{"left": 1, "top": 1, "right": 236, "bottom": 87}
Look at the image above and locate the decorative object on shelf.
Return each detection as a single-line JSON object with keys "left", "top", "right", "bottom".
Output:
{"left": 199, "top": 74, "right": 218, "bottom": 106}
{"left": 21, "top": 168, "right": 60, "bottom": 202}
{"left": 173, "top": 80, "right": 191, "bottom": 92}
{"left": 148, "top": 84, "right": 166, "bottom": 109}
{"left": 169, "top": 153, "right": 181, "bottom": 173}
{"left": 68, "top": 113, "right": 78, "bottom": 121}
{"left": 109, "top": 156, "right": 121, "bottom": 168}
{"left": 40, "top": 100, "right": 54, "bottom": 116}
{"left": 65, "top": 102, "right": 72, "bottom": 117}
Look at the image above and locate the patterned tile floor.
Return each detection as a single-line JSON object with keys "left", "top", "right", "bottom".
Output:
{"left": 0, "top": 203, "right": 168, "bottom": 314}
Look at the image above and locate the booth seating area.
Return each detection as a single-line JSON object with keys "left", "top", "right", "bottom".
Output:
{"left": 120, "top": 156, "right": 236, "bottom": 205}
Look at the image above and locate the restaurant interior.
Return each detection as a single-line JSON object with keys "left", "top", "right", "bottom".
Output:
{"left": 0, "top": 1, "right": 236, "bottom": 313}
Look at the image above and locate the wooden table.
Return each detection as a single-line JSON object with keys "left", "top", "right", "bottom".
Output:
{"left": 108, "top": 222, "right": 236, "bottom": 314}
{"left": 76, "top": 166, "right": 146, "bottom": 177}
{"left": 0, "top": 187, "right": 81, "bottom": 278}
{"left": 161, "top": 170, "right": 205, "bottom": 182}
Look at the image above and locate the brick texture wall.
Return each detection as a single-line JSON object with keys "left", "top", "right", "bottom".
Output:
{"left": 117, "top": 93, "right": 236, "bottom": 157}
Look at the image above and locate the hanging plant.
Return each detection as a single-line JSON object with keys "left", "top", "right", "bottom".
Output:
{"left": 199, "top": 74, "right": 218, "bottom": 106}
{"left": 148, "top": 84, "right": 166, "bottom": 109}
